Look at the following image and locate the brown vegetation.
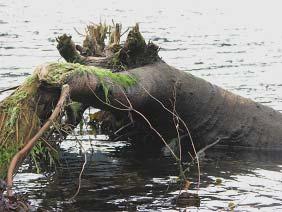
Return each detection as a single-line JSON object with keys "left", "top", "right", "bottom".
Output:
{"left": 1, "top": 23, "right": 282, "bottom": 209}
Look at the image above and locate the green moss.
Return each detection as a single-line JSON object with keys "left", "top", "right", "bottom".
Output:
{"left": 1, "top": 77, "right": 38, "bottom": 128}
{"left": 24, "top": 74, "right": 38, "bottom": 86}
{"left": 3, "top": 90, "right": 28, "bottom": 108}
{"left": 0, "top": 75, "right": 40, "bottom": 179}
{"left": 0, "top": 62, "right": 138, "bottom": 178}
{"left": 45, "top": 62, "right": 137, "bottom": 87}
{"left": 69, "top": 101, "right": 83, "bottom": 113}
{"left": 2, "top": 90, "right": 28, "bottom": 126}
{"left": 1, "top": 75, "right": 38, "bottom": 113}
{"left": 0, "top": 145, "right": 18, "bottom": 179}
{"left": 30, "top": 140, "right": 58, "bottom": 174}
{"left": 94, "top": 67, "right": 137, "bottom": 87}
{"left": 6, "top": 107, "right": 20, "bottom": 127}
{"left": 44, "top": 62, "right": 137, "bottom": 103}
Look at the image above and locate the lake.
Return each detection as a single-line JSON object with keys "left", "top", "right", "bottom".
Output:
{"left": 1, "top": 0, "right": 282, "bottom": 211}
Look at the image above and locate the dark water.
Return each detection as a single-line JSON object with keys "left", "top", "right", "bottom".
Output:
{"left": 1, "top": 0, "right": 282, "bottom": 211}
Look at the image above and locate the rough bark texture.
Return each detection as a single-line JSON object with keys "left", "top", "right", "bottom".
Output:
{"left": 1, "top": 23, "right": 282, "bottom": 198}
{"left": 41, "top": 61, "right": 282, "bottom": 151}
{"left": 123, "top": 62, "right": 282, "bottom": 150}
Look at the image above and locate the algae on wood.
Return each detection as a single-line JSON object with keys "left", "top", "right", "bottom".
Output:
{"left": 2, "top": 22, "right": 282, "bottom": 201}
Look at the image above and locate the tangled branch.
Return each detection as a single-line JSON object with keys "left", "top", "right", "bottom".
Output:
{"left": 6, "top": 85, "right": 70, "bottom": 196}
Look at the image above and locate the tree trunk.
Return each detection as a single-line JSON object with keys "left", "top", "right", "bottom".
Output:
{"left": 1, "top": 22, "right": 282, "bottom": 194}
{"left": 39, "top": 61, "right": 282, "bottom": 151}
{"left": 121, "top": 62, "right": 282, "bottom": 150}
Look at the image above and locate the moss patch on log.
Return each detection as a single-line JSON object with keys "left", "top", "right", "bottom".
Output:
{"left": 42, "top": 62, "right": 137, "bottom": 103}
{"left": 43, "top": 62, "right": 137, "bottom": 87}
{"left": 0, "top": 61, "right": 138, "bottom": 179}
{"left": 0, "top": 75, "right": 41, "bottom": 179}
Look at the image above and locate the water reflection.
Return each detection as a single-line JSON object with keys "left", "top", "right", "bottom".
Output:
{"left": 2, "top": 0, "right": 282, "bottom": 210}
{"left": 12, "top": 140, "right": 282, "bottom": 211}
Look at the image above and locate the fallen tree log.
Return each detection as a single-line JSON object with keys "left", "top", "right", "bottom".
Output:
{"left": 1, "top": 23, "right": 282, "bottom": 201}
{"left": 35, "top": 61, "right": 282, "bottom": 151}
{"left": 55, "top": 23, "right": 282, "bottom": 152}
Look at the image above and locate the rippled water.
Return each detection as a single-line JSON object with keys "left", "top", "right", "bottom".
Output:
{"left": 1, "top": 0, "right": 282, "bottom": 211}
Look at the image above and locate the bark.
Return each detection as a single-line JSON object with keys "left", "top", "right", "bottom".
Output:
{"left": 55, "top": 23, "right": 282, "bottom": 151}
{"left": 1, "top": 22, "right": 282, "bottom": 196}
{"left": 122, "top": 62, "right": 282, "bottom": 150}
{"left": 48, "top": 61, "right": 282, "bottom": 151}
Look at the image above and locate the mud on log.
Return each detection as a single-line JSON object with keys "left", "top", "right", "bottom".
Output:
{"left": 1, "top": 23, "right": 282, "bottom": 202}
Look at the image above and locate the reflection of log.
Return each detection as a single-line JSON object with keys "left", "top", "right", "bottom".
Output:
{"left": 1, "top": 22, "right": 282, "bottom": 192}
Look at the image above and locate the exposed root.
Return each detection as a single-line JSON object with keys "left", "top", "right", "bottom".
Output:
{"left": 56, "top": 34, "right": 86, "bottom": 64}
{"left": 109, "top": 22, "right": 121, "bottom": 46}
{"left": 57, "top": 23, "right": 160, "bottom": 71}
{"left": 6, "top": 85, "right": 70, "bottom": 196}
{"left": 0, "top": 76, "right": 42, "bottom": 179}
{"left": 83, "top": 23, "right": 108, "bottom": 56}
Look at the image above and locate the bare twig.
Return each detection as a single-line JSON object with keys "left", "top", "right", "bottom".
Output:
{"left": 69, "top": 137, "right": 87, "bottom": 201}
{"left": 87, "top": 79, "right": 201, "bottom": 189}
{"left": 115, "top": 86, "right": 179, "bottom": 160}
{"left": 139, "top": 83, "right": 201, "bottom": 190}
{"left": 0, "top": 85, "right": 19, "bottom": 94}
{"left": 171, "top": 82, "right": 182, "bottom": 161}
{"left": 41, "top": 137, "right": 58, "bottom": 155}
{"left": 120, "top": 27, "right": 130, "bottom": 37}
{"left": 73, "top": 27, "right": 85, "bottom": 37}
{"left": 87, "top": 82, "right": 179, "bottom": 160}
{"left": 196, "top": 137, "right": 229, "bottom": 157}
{"left": 114, "top": 122, "right": 133, "bottom": 135}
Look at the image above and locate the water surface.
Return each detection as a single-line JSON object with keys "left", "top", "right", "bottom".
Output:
{"left": 1, "top": 0, "right": 282, "bottom": 211}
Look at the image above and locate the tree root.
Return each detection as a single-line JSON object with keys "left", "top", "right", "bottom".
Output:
{"left": 6, "top": 85, "right": 70, "bottom": 196}
{"left": 57, "top": 23, "right": 160, "bottom": 71}
{"left": 2, "top": 22, "right": 282, "bottom": 208}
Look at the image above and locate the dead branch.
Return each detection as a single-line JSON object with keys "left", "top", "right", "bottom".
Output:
{"left": 0, "top": 86, "right": 19, "bottom": 94}
{"left": 6, "top": 85, "right": 70, "bottom": 196}
{"left": 139, "top": 83, "right": 201, "bottom": 189}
